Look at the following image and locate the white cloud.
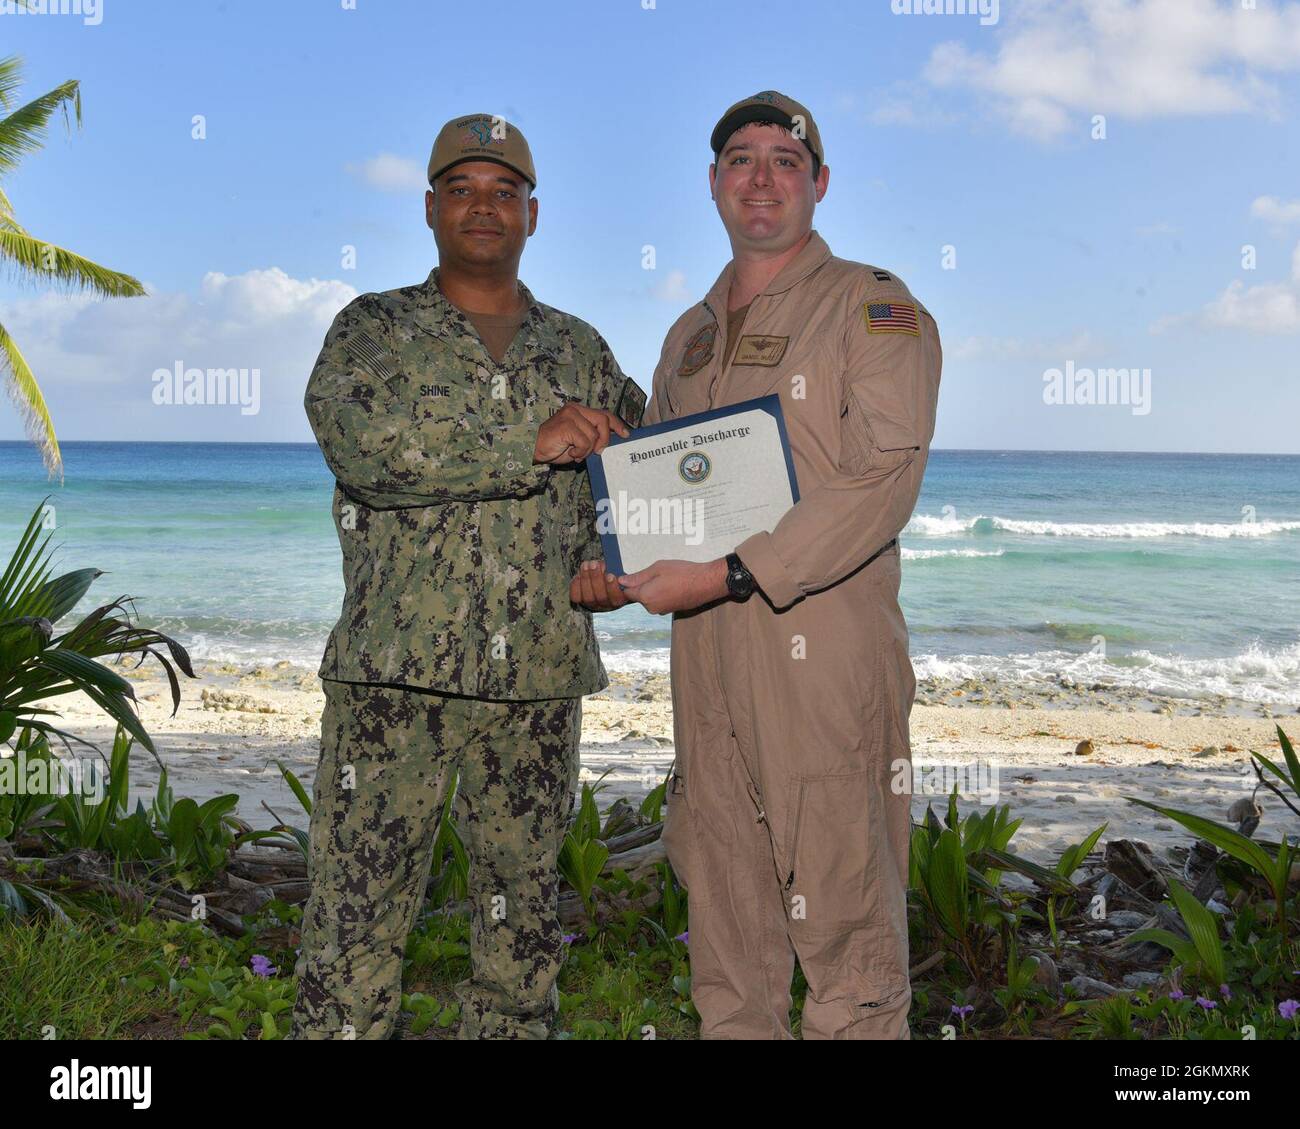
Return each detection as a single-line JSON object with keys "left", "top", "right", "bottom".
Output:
{"left": 921, "top": 0, "right": 1300, "bottom": 141}
{"left": 949, "top": 330, "right": 1108, "bottom": 362}
{"left": 1251, "top": 195, "right": 1300, "bottom": 226}
{"left": 344, "top": 152, "right": 427, "bottom": 193}
{"left": 0, "top": 268, "right": 359, "bottom": 441}
{"left": 1153, "top": 240, "right": 1300, "bottom": 335}
{"left": 868, "top": 99, "right": 925, "bottom": 128}
{"left": 651, "top": 269, "right": 690, "bottom": 303}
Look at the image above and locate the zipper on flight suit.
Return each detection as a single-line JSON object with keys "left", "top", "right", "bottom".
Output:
{"left": 743, "top": 759, "right": 795, "bottom": 892}
{"left": 857, "top": 984, "right": 908, "bottom": 1010}
{"left": 734, "top": 726, "right": 769, "bottom": 827}
{"left": 783, "top": 778, "right": 806, "bottom": 892}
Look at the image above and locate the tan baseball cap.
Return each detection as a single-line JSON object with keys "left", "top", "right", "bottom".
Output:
{"left": 710, "top": 91, "right": 824, "bottom": 169}
{"left": 427, "top": 113, "right": 537, "bottom": 189}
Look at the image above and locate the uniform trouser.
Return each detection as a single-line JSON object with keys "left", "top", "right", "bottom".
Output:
{"left": 288, "top": 679, "right": 581, "bottom": 1040}
{"left": 661, "top": 586, "right": 914, "bottom": 1040}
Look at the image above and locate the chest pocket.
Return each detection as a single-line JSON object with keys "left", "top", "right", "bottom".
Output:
{"left": 727, "top": 329, "right": 831, "bottom": 407}
{"left": 528, "top": 346, "right": 583, "bottom": 422}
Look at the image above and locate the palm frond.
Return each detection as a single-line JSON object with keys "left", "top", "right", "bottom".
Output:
{"left": 0, "top": 55, "right": 27, "bottom": 113}
{"left": 0, "top": 231, "right": 145, "bottom": 298}
{"left": 0, "top": 184, "right": 27, "bottom": 235}
{"left": 0, "top": 504, "right": 196, "bottom": 769}
{"left": 0, "top": 497, "right": 54, "bottom": 609}
{"left": 0, "top": 76, "right": 81, "bottom": 179}
{"left": 0, "top": 320, "right": 60, "bottom": 480}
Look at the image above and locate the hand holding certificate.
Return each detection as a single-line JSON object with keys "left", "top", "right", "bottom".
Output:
{"left": 584, "top": 394, "right": 801, "bottom": 576}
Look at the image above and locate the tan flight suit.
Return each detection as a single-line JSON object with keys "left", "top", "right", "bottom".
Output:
{"left": 644, "top": 230, "right": 942, "bottom": 1039}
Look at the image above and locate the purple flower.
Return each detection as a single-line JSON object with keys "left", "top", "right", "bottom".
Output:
{"left": 950, "top": 1004, "right": 974, "bottom": 1020}
{"left": 1168, "top": 989, "right": 1185, "bottom": 1001}
{"left": 178, "top": 956, "right": 190, "bottom": 970}
{"left": 1195, "top": 996, "right": 1217, "bottom": 1010}
{"left": 250, "top": 954, "right": 278, "bottom": 978}
{"left": 1280, "top": 999, "right": 1299, "bottom": 1020}
{"left": 675, "top": 931, "right": 689, "bottom": 944}
{"left": 1219, "top": 983, "right": 1232, "bottom": 999}
{"left": 561, "top": 933, "right": 580, "bottom": 945}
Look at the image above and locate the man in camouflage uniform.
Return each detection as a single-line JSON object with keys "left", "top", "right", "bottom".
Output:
{"left": 289, "top": 114, "right": 644, "bottom": 1040}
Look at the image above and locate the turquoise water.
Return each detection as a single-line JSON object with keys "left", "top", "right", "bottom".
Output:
{"left": 0, "top": 442, "right": 1296, "bottom": 709}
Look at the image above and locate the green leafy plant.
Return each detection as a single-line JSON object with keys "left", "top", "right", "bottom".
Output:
{"left": 1045, "top": 823, "right": 1108, "bottom": 955}
{"left": 909, "top": 789, "right": 1073, "bottom": 985}
{"left": 1127, "top": 875, "right": 1229, "bottom": 988}
{"left": 557, "top": 778, "right": 611, "bottom": 921}
{"left": 1125, "top": 726, "right": 1297, "bottom": 944}
{"left": 0, "top": 500, "right": 194, "bottom": 764}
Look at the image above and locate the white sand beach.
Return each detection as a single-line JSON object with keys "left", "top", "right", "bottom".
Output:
{"left": 23, "top": 658, "right": 1296, "bottom": 868}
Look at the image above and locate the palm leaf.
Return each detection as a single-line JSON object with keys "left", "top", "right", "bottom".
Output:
{"left": 1166, "top": 877, "right": 1227, "bottom": 986}
{"left": 0, "top": 72, "right": 81, "bottom": 179}
{"left": 0, "top": 498, "right": 52, "bottom": 608}
{"left": 1124, "top": 796, "right": 1276, "bottom": 879}
{"left": 0, "top": 321, "right": 59, "bottom": 479}
{"left": 0, "top": 231, "right": 144, "bottom": 298}
{"left": 12, "top": 567, "right": 100, "bottom": 623}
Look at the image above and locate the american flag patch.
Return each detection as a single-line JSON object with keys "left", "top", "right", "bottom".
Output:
{"left": 863, "top": 301, "right": 920, "bottom": 336}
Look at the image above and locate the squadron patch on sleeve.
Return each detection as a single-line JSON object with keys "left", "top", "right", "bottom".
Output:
{"left": 863, "top": 301, "right": 920, "bottom": 336}
{"left": 616, "top": 377, "right": 647, "bottom": 428}
{"left": 677, "top": 323, "right": 717, "bottom": 378}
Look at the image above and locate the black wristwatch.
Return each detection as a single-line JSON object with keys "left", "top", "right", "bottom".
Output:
{"left": 724, "top": 552, "right": 755, "bottom": 599}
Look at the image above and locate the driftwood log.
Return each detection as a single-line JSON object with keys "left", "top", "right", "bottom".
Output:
{"left": 1, "top": 817, "right": 672, "bottom": 938}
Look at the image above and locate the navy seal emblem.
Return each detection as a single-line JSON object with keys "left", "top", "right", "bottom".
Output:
{"left": 679, "top": 451, "right": 712, "bottom": 484}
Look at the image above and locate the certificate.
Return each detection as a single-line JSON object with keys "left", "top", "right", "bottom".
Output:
{"left": 584, "top": 394, "right": 800, "bottom": 575}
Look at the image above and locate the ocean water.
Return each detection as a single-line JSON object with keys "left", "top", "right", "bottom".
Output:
{"left": 0, "top": 442, "right": 1296, "bottom": 710}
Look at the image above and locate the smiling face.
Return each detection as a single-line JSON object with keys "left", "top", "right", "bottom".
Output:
{"left": 425, "top": 160, "right": 538, "bottom": 272}
{"left": 709, "top": 122, "right": 829, "bottom": 255}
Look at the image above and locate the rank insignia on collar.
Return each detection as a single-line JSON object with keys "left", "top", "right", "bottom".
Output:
{"left": 677, "top": 323, "right": 717, "bottom": 378}
{"left": 733, "top": 334, "right": 789, "bottom": 367}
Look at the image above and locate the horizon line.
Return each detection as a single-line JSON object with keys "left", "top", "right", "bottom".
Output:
{"left": 0, "top": 440, "right": 1296, "bottom": 458}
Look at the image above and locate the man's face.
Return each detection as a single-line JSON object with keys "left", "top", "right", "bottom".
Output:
{"left": 709, "top": 123, "right": 829, "bottom": 253}
{"left": 425, "top": 160, "right": 538, "bottom": 269}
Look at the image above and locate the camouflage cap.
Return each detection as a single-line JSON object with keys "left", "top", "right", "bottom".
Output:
{"left": 427, "top": 113, "right": 537, "bottom": 189}
{"left": 710, "top": 90, "right": 824, "bottom": 169}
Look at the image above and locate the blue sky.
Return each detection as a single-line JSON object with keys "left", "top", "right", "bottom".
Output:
{"left": 1, "top": 0, "right": 1298, "bottom": 455}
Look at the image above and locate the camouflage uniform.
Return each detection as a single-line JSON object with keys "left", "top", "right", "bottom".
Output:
{"left": 289, "top": 268, "right": 643, "bottom": 1040}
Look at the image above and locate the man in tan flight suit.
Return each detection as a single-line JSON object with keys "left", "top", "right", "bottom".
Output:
{"left": 573, "top": 91, "right": 942, "bottom": 1039}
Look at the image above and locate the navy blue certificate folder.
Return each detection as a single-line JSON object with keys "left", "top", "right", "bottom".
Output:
{"left": 583, "top": 393, "right": 800, "bottom": 576}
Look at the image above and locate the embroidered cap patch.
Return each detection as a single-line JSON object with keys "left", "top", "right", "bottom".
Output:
{"left": 863, "top": 301, "right": 920, "bottom": 336}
